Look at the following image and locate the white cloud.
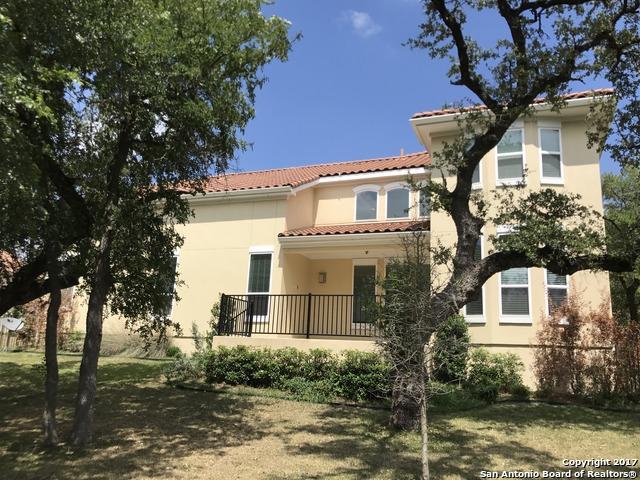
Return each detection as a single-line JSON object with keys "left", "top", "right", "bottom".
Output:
{"left": 342, "top": 10, "right": 382, "bottom": 38}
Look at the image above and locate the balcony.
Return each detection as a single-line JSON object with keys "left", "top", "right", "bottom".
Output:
{"left": 218, "top": 293, "right": 383, "bottom": 338}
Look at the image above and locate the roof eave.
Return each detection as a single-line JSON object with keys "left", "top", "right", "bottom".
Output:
{"left": 278, "top": 230, "right": 430, "bottom": 248}
{"left": 410, "top": 94, "right": 615, "bottom": 127}
{"left": 184, "top": 185, "right": 293, "bottom": 205}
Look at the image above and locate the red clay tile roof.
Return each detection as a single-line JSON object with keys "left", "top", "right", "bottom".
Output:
{"left": 411, "top": 88, "right": 614, "bottom": 120}
{"left": 279, "top": 220, "right": 430, "bottom": 237}
{"left": 202, "top": 151, "right": 430, "bottom": 193}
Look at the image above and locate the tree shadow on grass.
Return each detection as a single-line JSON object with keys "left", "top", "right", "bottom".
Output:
{"left": 453, "top": 401, "right": 640, "bottom": 435}
{"left": 261, "top": 405, "right": 557, "bottom": 479}
{"left": 2, "top": 355, "right": 638, "bottom": 480}
{"left": 267, "top": 401, "right": 639, "bottom": 480}
{"left": 0, "top": 361, "right": 274, "bottom": 480}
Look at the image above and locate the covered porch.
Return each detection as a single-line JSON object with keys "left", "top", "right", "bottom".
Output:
{"left": 218, "top": 293, "right": 383, "bottom": 338}
{"left": 217, "top": 220, "right": 429, "bottom": 339}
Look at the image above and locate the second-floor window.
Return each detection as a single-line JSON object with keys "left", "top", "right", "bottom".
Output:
{"left": 472, "top": 162, "right": 481, "bottom": 188}
{"left": 497, "top": 129, "right": 525, "bottom": 184}
{"left": 354, "top": 186, "right": 378, "bottom": 221}
{"left": 385, "top": 184, "right": 410, "bottom": 219}
{"left": 546, "top": 270, "right": 568, "bottom": 315}
{"left": 419, "top": 190, "right": 430, "bottom": 217}
{"left": 540, "top": 128, "right": 563, "bottom": 183}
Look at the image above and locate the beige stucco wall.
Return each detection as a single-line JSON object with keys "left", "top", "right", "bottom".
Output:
{"left": 313, "top": 178, "right": 425, "bottom": 226}
{"left": 73, "top": 106, "right": 609, "bottom": 390}
{"left": 170, "top": 198, "right": 287, "bottom": 334}
{"left": 422, "top": 114, "right": 610, "bottom": 378}
{"left": 285, "top": 187, "right": 315, "bottom": 230}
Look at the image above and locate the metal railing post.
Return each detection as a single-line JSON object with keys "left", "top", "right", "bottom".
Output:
{"left": 305, "top": 293, "right": 312, "bottom": 339}
{"left": 245, "top": 299, "right": 253, "bottom": 337}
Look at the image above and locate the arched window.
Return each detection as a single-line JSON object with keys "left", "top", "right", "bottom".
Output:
{"left": 384, "top": 183, "right": 410, "bottom": 219}
{"left": 353, "top": 185, "right": 379, "bottom": 221}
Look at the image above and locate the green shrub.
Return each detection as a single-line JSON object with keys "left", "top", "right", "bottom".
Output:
{"left": 301, "top": 348, "right": 339, "bottom": 381}
{"left": 510, "top": 383, "right": 531, "bottom": 401}
{"left": 165, "top": 345, "right": 182, "bottom": 358}
{"left": 428, "top": 381, "right": 486, "bottom": 411}
{"left": 61, "top": 331, "right": 84, "bottom": 352}
{"left": 164, "top": 353, "right": 206, "bottom": 383}
{"left": 280, "top": 377, "right": 337, "bottom": 403}
{"left": 464, "top": 348, "right": 525, "bottom": 403}
{"left": 205, "top": 346, "right": 265, "bottom": 386}
{"left": 270, "top": 347, "right": 306, "bottom": 386}
{"left": 199, "top": 346, "right": 390, "bottom": 403}
{"left": 333, "top": 350, "right": 391, "bottom": 401}
{"left": 432, "top": 314, "right": 470, "bottom": 383}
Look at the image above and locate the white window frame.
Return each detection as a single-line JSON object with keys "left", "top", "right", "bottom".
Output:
{"left": 384, "top": 182, "right": 411, "bottom": 220}
{"left": 471, "top": 160, "right": 483, "bottom": 190}
{"left": 495, "top": 124, "right": 526, "bottom": 186}
{"left": 463, "top": 136, "right": 482, "bottom": 190}
{"left": 496, "top": 227, "right": 532, "bottom": 324}
{"left": 544, "top": 269, "right": 569, "bottom": 323}
{"left": 352, "top": 258, "right": 378, "bottom": 327}
{"left": 165, "top": 248, "right": 180, "bottom": 319}
{"left": 464, "top": 236, "right": 485, "bottom": 324}
{"left": 538, "top": 122, "right": 564, "bottom": 185}
{"left": 246, "top": 247, "right": 274, "bottom": 323}
{"left": 353, "top": 184, "right": 380, "bottom": 222}
{"left": 417, "top": 189, "right": 430, "bottom": 218}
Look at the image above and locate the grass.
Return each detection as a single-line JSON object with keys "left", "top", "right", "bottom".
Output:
{"left": 0, "top": 351, "right": 638, "bottom": 480}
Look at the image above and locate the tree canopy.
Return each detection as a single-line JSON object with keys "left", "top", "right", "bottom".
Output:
{"left": 408, "top": 0, "right": 639, "bottom": 318}
{"left": 603, "top": 167, "right": 640, "bottom": 323}
{"left": 0, "top": 0, "right": 295, "bottom": 446}
{"left": 0, "top": 0, "right": 294, "bottom": 328}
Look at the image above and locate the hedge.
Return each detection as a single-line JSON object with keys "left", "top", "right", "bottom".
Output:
{"left": 202, "top": 346, "right": 390, "bottom": 402}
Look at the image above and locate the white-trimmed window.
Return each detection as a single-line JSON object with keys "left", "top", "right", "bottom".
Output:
{"left": 496, "top": 128, "right": 525, "bottom": 185}
{"left": 497, "top": 229, "right": 531, "bottom": 323}
{"left": 354, "top": 185, "right": 379, "bottom": 221}
{"left": 464, "top": 237, "right": 484, "bottom": 322}
{"left": 472, "top": 162, "right": 482, "bottom": 189}
{"left": 384, "top": 183, "right": 410, "bottom": 219}
{"left": 247, "top": 247, "right": 273, "bottom": 322}
{"left": 545, "top": 270, "right": 568, "bottom": 315}
{"left": 464, "top": 137, "right": 482, "bottom": 189}
{"left": 419, "top": 190, "right": 430, "bottom": 218}
{"left": 500, "top": 267, "right": 530, "bottom": 322}
{"left": 539, "top": 127, "right": 563, "bottom": 183}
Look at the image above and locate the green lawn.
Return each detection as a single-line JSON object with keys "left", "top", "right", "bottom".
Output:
{"left": 0, "top": 351, "right": 638, "bottom": 480}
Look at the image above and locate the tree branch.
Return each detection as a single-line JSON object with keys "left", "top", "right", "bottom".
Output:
{"left": 429, "top": 0, "right": 499, "bottom": 111}
{"left": 0, "top": 257, "right": 79, "bottom": 315}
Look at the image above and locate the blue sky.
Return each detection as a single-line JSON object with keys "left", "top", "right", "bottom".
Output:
{"left": 238, "top": 1, "right": 615, "bottom": 174}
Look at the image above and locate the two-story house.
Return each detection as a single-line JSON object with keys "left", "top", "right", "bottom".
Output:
{"left": 84, "top": 89, "right": 611, "bottom": 384}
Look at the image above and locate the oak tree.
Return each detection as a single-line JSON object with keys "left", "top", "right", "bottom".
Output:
{"left": 0, "top": 0, "right": 294, "bottom": 446}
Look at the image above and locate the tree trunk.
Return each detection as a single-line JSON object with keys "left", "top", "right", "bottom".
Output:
{"left": 43, "top": 242, "right": 62, "bottom": 446}
{"left": 420, "top": 384, "right": 430, "bottom": 480}
{"left": 390, "top": 375, "right": 421, "bottom": 430}
{"left": 71, "top": 233, "right": 112, "bottom": 447}
{"left": 43, "top": 276, "right": 61, "bottom": 446}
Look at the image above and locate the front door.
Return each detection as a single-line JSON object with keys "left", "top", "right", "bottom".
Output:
{"left": 353, "top": 264, "right": 376, "bottom": 324}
